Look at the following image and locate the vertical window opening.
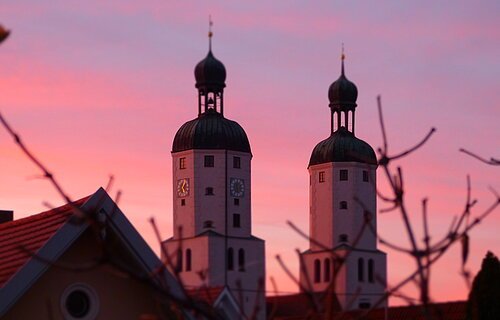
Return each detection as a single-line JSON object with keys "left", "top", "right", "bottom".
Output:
{"left": 319, "top": 171, "right": 325, "bottom": 183}
{"left": 340, "top": 169, "right": 348, "bottom": 181}
{"left": 233, "top": 214, "right": 241, "bottom": 228}
{"left": 233, "top": 156, "right": 241, "bottom": 169}
{"left": 176, "top": 249, "right": 183, "bottom": 272}
{"left": 181, "top": 199, "right": 186, "bottom": 206}
{"left": 324, "top": 258, "right": 331, "bottom": 283}
{"left": 314, "top": 259, "right": 321, "bottom": 283}
{"left": 340, "top": 201, "right": 348, "bottom": 210}
{"left": 204, "top": 155, "right": 214, "bottom": 167}
{"left": 238, "top": 249, "right": 245, "bottom": 271}
{"left": 185, "top": 249, "right": 192, "bottom": 271}
{"left": 368, "top": 259, "right": 374, "bottom": 283}
{"left": 205, "top": 187, "right": 214, "bottom": 195}
{"left": 227, "top": 248, "right": 234, "bottom": 270}
{"left": 358, "top": 258, "right": 364, "bottom": 282}
{"left": 179, "top": 157, "right": 186, "bottom": 169}
{"left": 234, "top": 198, "right": 240, "bottom": 206}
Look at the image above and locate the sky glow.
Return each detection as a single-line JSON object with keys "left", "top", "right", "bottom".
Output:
{"left": 0, "top": 1, "right": 499, "bottom": 305}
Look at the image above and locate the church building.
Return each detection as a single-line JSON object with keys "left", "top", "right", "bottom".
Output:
{"left": 299, "top": 53, "right": 387, "bottom": 310}
{"left": 161, "top": 30, "right": 266, "bottom": 320}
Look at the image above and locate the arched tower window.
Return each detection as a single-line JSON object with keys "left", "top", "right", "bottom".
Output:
{"left": 358, "top": 258, "right": 364, "bottom": 282}
{"left": 176, "top": 249, "right": 183, "bottom": 272}
{"left": 324, "top": 258, "right": 331, "bottom": 283}
{"left": 238, "top": 249, "right": 245, "bottom": 271}
{"left": 368, "top": 259, "right": 374, "bottom": 283}
{"left": 185, "top": 249, "right": 192, "bottom": 271}
{"left": 314, "top": 259, "right": 321, "bottom": 283}
{"left": 227, "top": 248, "right": 234, "bottom": 270}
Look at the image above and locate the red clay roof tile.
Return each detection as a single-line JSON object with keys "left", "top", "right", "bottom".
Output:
{"left": 0, "top": 197, "right": 89, "bottom": 287}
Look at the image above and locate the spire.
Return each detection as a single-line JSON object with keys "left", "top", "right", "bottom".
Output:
{"left": 341, "top": 43, "right": 345, "bottom": 76}
{"left": 208, "top": 15, "right": 213, "bottom": 51}
{"left": 195, "top": 18, "right": 226, "bottom": 115}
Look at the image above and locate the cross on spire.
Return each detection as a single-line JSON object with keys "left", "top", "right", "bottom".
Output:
{"left": 341, "top": 43, "right": 345, "bottom": 75}
{"left": 208, "top": 15, "right": 213, "bottom": 51}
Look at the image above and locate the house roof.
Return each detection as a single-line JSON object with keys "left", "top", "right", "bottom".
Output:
{"left": 267, "top": 294, "right": 466, "bottom": 320}
{"left": 0, "top": 196, "right": 89, "bottom": 288}
{"left": 267, "top": 292, "right": 341, "bottom": 319}
{"left": 0, "top": 188, "right": 185, "bottom": 318}
{"left": 186, "top": 286, "right": 225, "bottom": 306}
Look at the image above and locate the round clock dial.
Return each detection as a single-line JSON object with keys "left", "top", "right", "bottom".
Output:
{"left": 230, "top": 178, "right": 245, "bottom": 197}
{"left": 177, "top": 178, "right": 189, "bottom": 197}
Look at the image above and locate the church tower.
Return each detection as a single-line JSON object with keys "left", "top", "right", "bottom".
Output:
{"left": 299, "top": 53, "right": 387, "bottom": 310}
{"left": 162, "top": 28, "right": 265, "bottom": 319}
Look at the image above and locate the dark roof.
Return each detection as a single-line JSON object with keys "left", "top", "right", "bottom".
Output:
{"left": 309, "top": 127, "right": 377, "bottom": 167}
{"left": 194, "top": 50, "right": 226, "bottom": 91}
{"left": 172, "top": 109, "right": 251, "bottom": 154}
{"left": 0, "top": 197, "right": 89, "bottom": 287}
{"left": 267, "top": 293, "right": 341, "bottom": 319}
{"left": 186, "top": 286, "right": 225, "bottom": 306}
{"left": 267, "top": 295, "right": 466, "bottom": 320}
{"left": 328, "top": 60, "right": 358, "bottom": 110}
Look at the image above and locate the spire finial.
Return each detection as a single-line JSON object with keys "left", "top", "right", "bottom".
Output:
{"left": 208, "top": 15, "right": 213, "bottom": 51}
{"left": 341, "top": 43, "right": 345, "bottom": 75}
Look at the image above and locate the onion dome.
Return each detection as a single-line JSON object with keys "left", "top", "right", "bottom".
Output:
{"left": 172, "top": 109, "right": 251, "bottom": 153}
{"left": 328, "top": 58, "right": 358, "bottom": 110}
{"left": 309, "top": 127, "right": 377, "bottom": 166}
{"left": 194, "top": 50, "right": 226, "bottom": 91}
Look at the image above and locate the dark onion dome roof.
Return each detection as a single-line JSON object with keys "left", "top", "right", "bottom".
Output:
{"left": 172, "top": 109, "right": 251, "bottom": 153}
{"left": 194, "top": 50, "right": 226, "bottom": 91}
{"left": 328, "top": 62, "right": 358, "bottom": 110}
{"left": 309, "top": 127, "right": 377, "bottom": 167}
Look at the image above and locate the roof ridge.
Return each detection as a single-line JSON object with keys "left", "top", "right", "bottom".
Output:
{"left": 0, "top": 196, "right": 89, "bottom": 231}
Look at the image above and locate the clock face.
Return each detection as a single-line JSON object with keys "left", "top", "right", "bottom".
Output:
{"left": 230, "top": 178, "right": 245, "bottom": 197}
{"left": 177, "top": 178, "right": 189, "bottom": 197}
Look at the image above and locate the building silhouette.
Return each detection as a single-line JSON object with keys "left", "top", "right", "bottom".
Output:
{"left": 299, "top": 53, "right": 387, "bottom": 310}
{"left": 162, "top": 32, "right": 266, "bottom": 319}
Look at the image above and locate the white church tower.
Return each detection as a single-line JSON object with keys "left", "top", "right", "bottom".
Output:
{"left": 299, "top": 53, "right": 387, "bottom": 310}
{"left": 162, "top": 29, "right": 265, "bottom": 319}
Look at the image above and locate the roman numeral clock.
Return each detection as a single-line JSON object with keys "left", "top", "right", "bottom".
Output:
{"left": 230, "top": 178, "right": 245, "bottom": 197}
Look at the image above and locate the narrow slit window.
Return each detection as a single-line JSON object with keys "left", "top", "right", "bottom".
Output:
{"left": 314, "top": 259, "right": 321, "bottom": 283}
{"left": 324, "top": 258, "right": 331, "bottom": 283}
{"left": 238, "top": 249, "right": 245, "bottom": 271}
{"left": 368, "top": 259, "right": 374, "bottom": 283}
{"left": 181, "top": 199, "right": 186, "bottom": 206}
{"left": 185, "top": 249, "right": 192, "bottom": 271}
{"left": 358, "top": 258, "right": 364, "bottom": 282}
{"left": 233, "top": 214, "right": 241, "bottom": 228}
{"left": 227, "top": 248, "right": 234, "bottom": 270}
{"left": 176, "top": 249, "right": 183, "bottom": 272}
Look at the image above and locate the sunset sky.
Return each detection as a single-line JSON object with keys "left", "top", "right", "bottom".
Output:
{"left": 1, "top": 1, "right": 499, "bottom": 305}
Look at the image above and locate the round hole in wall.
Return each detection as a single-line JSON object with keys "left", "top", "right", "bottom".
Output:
{"left": 66, "top": 289, "right": 90, "bottom": 318}
{"left": 61, "top": 284, "right": 99, "bottom": 320}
